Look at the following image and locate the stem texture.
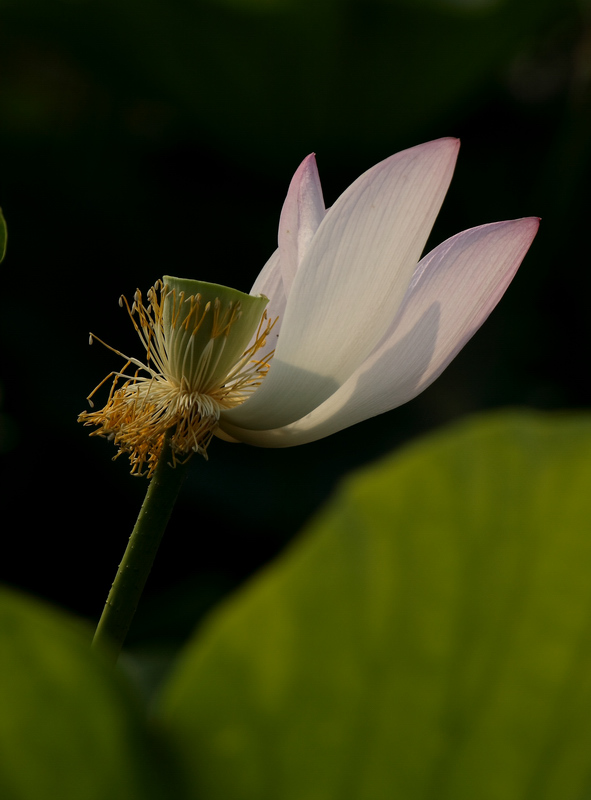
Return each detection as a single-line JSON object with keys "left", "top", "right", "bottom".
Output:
{"left": 92, "top": 440, "right": 191, "bottom": 661}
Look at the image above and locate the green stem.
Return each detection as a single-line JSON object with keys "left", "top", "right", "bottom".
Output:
{"left": 92, "top": 438, "right": 191, "bottom": 661}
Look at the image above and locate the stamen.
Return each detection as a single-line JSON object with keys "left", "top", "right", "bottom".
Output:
{"left": 79, "top": 280, "right": 276, "bottom": 477}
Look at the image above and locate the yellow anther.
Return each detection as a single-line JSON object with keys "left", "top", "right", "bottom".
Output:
{"left": 79, "top": 280, "right": 275, "bottom": 477}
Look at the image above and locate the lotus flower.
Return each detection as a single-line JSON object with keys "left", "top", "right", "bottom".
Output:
{"left": 217, "top": 137, "right": 538, "bottom": 447}
{"left": 80, "top": 138, "right": 538, "bottom": 473}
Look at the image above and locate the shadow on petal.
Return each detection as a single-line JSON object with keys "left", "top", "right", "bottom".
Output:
{"left": 298, "top": 301, "right": 443, "bottom": 433}
{"left": 219, "top": 361, "right": 341, "bottom": 433}
{"left": 218, "top": 303, "right": 440, "bottom": 447}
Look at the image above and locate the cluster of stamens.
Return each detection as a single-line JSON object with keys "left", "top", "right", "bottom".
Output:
{"left": 78, "top": 280, "right": 275, "bottom": 477}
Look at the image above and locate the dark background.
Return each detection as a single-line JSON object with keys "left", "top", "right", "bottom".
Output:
{"left": 0, "top": 0, "right": 589, "bottom": 650}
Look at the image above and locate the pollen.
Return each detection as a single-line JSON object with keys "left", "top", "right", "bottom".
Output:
{"left": 79, "top": 277, "right": 274, "bottom": 477}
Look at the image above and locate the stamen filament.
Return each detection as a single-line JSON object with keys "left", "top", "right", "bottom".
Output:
{"left": 79, "top": 279, "right": 276, "bottom": 476}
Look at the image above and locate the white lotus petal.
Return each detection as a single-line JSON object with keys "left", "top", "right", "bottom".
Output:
{"left": 278, "top": 153, "right": 326, "bottom": 297}
{"left": 248, "top": 248, "right": 285, "bottom": 349}
{"left": 250, "top": 246, "right": 281, "bottom": 297}
{"left": 220, "top": 218, "right": 539, "bottom": 446}
{"left": 224, "top": 137, "right": 460, "bottom": 431}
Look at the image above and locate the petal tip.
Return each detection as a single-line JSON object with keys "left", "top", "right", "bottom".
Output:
{"left": 434, "top": 136, "right": 461, "bottom": 151}
{"left": 300, "top": 153, "right": 317, "bottom": 169}
{"left": 412, "top": 136, "right": 460, "bottom": 170}
{"left": 288, "top": 153, "right": 321, "bottom": 191}
{"left": 518, "top": 215, "right": 541, "bottom": 235}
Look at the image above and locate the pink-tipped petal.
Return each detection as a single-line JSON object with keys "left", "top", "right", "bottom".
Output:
{"left": 278, "top": 154, "right": 326, "bottom": 298}
{"left": 224, "top": 138, "right": 460, "bottom": 431}
{"left": 220, "top": 217, "right": 539, "bottom": 446}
